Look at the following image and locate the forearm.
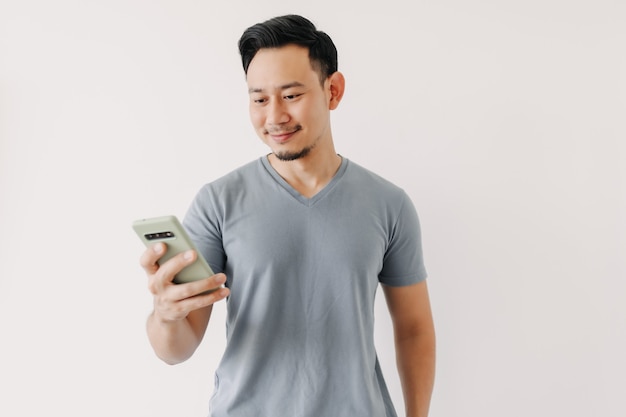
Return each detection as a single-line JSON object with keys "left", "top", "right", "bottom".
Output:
{"left": 395, "top": 329, "right": 436, "bottom": 417}
{"left": 146, "top": 309, "right": 207, "bottom": 365}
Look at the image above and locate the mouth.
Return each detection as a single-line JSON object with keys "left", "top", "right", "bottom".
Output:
{"left": 266, "top": 126, "right": 302, "bottom": 144}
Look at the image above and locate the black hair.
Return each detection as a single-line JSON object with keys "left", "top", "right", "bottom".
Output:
{"left": 238, "top": 15, "right": 338, "bottom": 83}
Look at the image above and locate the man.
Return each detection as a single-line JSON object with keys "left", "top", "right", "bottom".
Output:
{"left": 140, "top": 14, "right": 435, "bottom": 417}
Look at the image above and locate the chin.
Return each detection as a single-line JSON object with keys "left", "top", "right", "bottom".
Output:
{"left": 274, "top": 146, "right": 313, "bottom": 161}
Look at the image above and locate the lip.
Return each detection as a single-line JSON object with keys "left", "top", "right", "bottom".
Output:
{"left": 268, "top": 129, "right": 299, "bottom": 144}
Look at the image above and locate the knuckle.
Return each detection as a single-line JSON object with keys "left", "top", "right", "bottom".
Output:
{"left": 170, "top": 303, "right": 187, "bottom": 318}
{"left": 147, "top": 279, "right": 158, "bottom": 295}
{"left": 178, "top": 285, "right": 195, "bottom": 300}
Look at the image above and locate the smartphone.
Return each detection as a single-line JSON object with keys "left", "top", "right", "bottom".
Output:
{"left": 132, "top": 215, "right": 215, "bottom": 285}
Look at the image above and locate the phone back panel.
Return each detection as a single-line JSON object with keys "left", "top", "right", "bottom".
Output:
{"left": 132, "top": 215, "right": 214, "bottom": 284}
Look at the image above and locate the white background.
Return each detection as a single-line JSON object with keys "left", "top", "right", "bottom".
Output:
{"left": 1, "top": 1, "right": 624, "bottom": 416}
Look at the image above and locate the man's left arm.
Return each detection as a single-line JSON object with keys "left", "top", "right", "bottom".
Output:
{"left": 383, "top": 279, "right": 436, "bottom": 417}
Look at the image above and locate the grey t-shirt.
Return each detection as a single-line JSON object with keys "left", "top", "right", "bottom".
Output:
{"left": 183, "top": 156, "right": 427, "bottom": 417}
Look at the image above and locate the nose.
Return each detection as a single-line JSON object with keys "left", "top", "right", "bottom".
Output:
{"left": 266, "top": 99, "right": 290, "bottom": 125}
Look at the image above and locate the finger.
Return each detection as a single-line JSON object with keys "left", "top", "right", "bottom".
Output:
{"left": 172, "top": 273, "right": 228, "bottom": 300}
{"left": 158, "top": 285, "right": 230, "bottom": 322}
{"left": 197, "top": 286, "right": 230, "bottom": 307}
{"left": 207, "top": 273, "right": 227, "bottom": 291}
{"left": 178, "top": 285, "right": 231, "bottom": 312}
{"left": 152, "top": 275, "right": 230, "bottom": 320}
{"left": 139, "top": 242, "right": 167, "bottom": 274}
{"left": 153, "top": 249, "right": 198, "bottom": 285}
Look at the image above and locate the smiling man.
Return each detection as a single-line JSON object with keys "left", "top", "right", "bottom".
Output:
{"left": 141, "top": 15, "right": 435, "bottom": 417}
{"left": 246, "top": 43, "right": 345, "bottom": 197}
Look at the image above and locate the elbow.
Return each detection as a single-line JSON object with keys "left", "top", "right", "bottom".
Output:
{"left": 156, "top": 352, "right": 192, "bottom": 366}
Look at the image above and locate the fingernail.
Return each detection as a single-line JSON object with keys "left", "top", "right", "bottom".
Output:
{"left": 153, "top": 243, "right": 163, "bottom": 254}
{"left": 183, "top": 250, "right": 194, "bottom": 260}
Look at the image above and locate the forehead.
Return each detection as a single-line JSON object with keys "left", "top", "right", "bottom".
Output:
{"left": 246, "top": 44, "right": 318, "bottom": 90}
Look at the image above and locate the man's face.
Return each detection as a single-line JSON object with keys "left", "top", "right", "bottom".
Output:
{"left": 246, "top": 44, "right": 333, "bottom": 161}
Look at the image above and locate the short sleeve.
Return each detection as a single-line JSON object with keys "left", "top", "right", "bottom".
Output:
{"left": 182, "top": 184, "right": 227, "bottom": 274}
{"left": 378, "top": 192, "right": 427, "bottom": 286}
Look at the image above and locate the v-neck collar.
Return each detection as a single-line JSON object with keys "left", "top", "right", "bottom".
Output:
{"left": 260, "top": 155, "right": 348, "bottom": 207}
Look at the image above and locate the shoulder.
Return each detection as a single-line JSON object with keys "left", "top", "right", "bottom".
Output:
{"left": 343, "top": 159, "right": 411, "bottom": 204}
{"left": 184, "top": 158, "right": 268, "bottom": 232}
{"left": 208, "top": 158, "right": 263, "bottom": 188}
{"left": 194, "top": 158, "right": 265, "bottom": 200}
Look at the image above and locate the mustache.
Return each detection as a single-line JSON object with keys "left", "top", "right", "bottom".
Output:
{"left": 264, "top": 125, "right": 302, "bottom": 135}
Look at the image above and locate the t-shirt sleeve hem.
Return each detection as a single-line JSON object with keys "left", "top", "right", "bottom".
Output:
{"left": 378, "top": 266, "right": 428, "bottom": 287}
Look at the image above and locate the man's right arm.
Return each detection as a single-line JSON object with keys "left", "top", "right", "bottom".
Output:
{"left": 141, "top": 243, "right": 230, "bottom": 365}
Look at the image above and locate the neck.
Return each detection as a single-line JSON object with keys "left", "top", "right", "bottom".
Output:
{"left": 268, "top": 147, "right": 342, "bottom": 198}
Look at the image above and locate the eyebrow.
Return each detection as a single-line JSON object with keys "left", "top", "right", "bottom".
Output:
{"left": 248, "top": 81, "right": 306, "bottom": 94}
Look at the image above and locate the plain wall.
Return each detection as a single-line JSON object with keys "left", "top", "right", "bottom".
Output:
{"left": 1, "top": 1, "right": 624, "bottom": 416}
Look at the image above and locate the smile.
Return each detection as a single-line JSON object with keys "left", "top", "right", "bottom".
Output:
{"left": 266, "top": 127, "right": 301, "bottom": 144}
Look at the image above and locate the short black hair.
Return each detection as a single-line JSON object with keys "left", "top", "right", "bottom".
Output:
{"left": 238, "top": 15, "right": 338, "bottom": 83}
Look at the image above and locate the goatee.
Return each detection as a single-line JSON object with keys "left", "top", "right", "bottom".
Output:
{"left": 274, "top": 143, "right": 315, "bottom": 161}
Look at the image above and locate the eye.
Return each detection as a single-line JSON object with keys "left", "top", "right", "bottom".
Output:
{"left": 284, "top": 93, "right": 302, "bottom": 101}
{"left": 252, "top": 97, "right": 267, "bottom": 104}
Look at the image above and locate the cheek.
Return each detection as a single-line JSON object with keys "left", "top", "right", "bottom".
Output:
{"left": 249, "top": 107, "right": 264, "bottom": 129}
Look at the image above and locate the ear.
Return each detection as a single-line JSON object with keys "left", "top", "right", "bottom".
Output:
{"left": 327, "top": 71, "right": 345, "bottom": 110}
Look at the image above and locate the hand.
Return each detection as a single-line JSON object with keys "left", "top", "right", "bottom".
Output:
{"left": 140, "top": 242, "right": 230, "bottom": 322}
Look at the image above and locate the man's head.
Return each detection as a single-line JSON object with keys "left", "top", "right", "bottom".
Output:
{"left": 238, "top": 15, "right": 338, "bottom": 84}
{"left": 239, "top": 15, "right": 345, "bottom": 163}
